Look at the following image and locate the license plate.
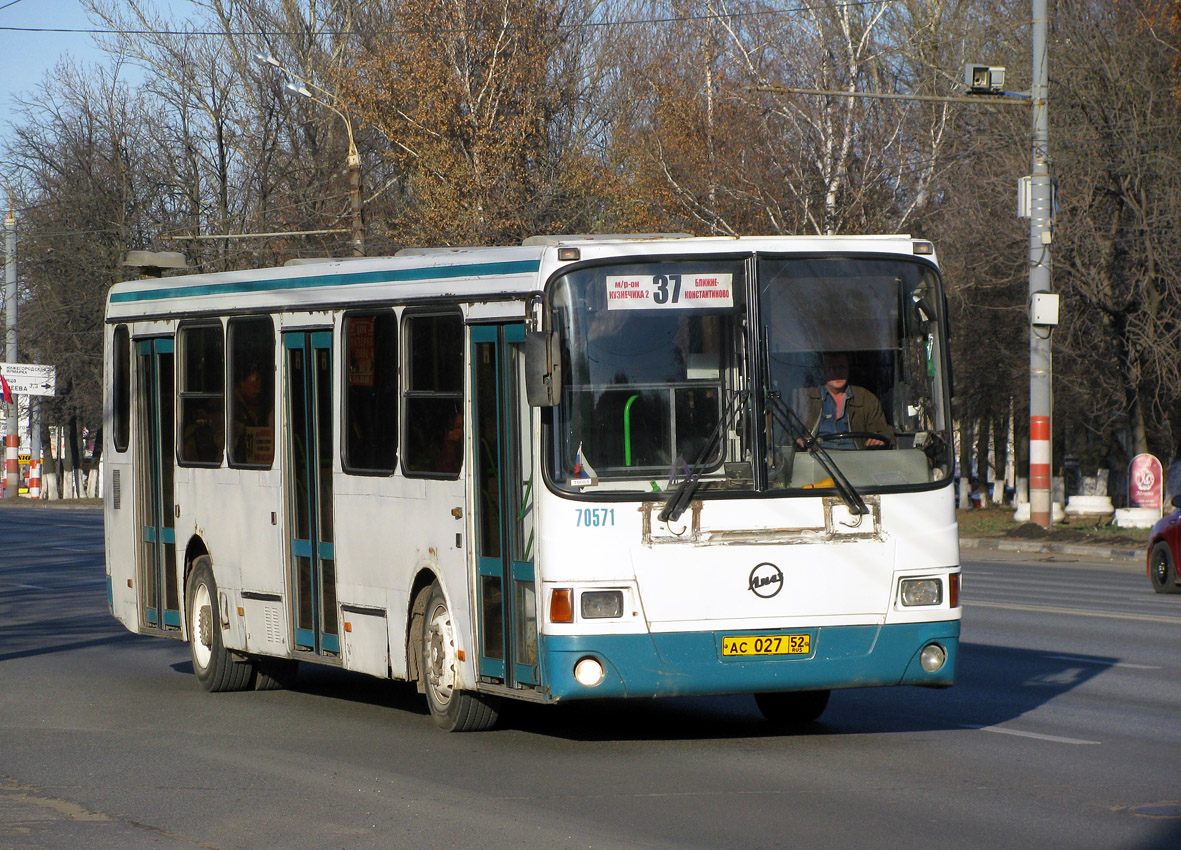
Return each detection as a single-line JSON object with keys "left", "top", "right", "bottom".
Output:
{"left": 721, "top": 634, "right": 811, "bottom": 657}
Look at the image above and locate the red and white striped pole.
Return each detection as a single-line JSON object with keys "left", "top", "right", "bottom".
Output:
{"left": 1027, "top": 0, "right": 1054, "bottom": 528}
{"left": 1029, "top": 414, "right": 1052, "bottom": 527}
{"left": 4, "top": 433, "right": 18, "bottom": 497}
{"left": 27, "top": 456, "right": 40, "bottom": 499}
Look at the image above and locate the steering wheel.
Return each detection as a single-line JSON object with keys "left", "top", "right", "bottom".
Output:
{"left": 814, "top": 431, "right": 891, "bottom": 449}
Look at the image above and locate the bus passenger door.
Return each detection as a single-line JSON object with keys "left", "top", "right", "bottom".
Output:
{"left": 471, "top": 323, "right": 537, "bottom": 689}
{"left": 283, "top": 331, "right": 339, "bottom": 655}
{"left": 135, "top": 337, "right": 180, "bottom": 631}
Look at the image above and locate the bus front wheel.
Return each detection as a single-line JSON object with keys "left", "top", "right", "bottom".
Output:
{"left": 186, "top": 556, "right": 254, "bottom": 692}
{"left": 421, "top": 581, "right": 500, "bottom": 732}
{"left": 755, "top": 689, "right": 831, "bottom": 727}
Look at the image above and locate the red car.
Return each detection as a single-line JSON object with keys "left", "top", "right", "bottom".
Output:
{"left": 1148, "top": 496, "right": 1181, "bottom": 593}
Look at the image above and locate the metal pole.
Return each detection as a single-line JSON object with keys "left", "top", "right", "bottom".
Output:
{"left": 4, "top": 205, "right": 18, "bottom": 499}
{"left": 29, "top": 397, "right": 41, "bottom": 499}
{"left": 349, "top": 155, "right": 364, "bottom": 257}
{"left": 1028, "top": 0, "right": 1053, "bottom": 527}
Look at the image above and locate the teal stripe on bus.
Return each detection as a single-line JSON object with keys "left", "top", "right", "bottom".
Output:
{"left": 109, "top": 259, "right": 543, "bottom": 303}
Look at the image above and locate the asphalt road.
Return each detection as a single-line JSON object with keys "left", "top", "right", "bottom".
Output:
{"left": 2, "top": 505, "right": 1179, "bottom": 850}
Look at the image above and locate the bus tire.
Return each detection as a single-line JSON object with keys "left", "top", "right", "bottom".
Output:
{"left": 253, "top": 657, "right": 299, "bottom": 690}
{"left": 754, "top": 689, "right": 831, "bottom": 727}
{"left": 421, "top": 581, "right": 500, "bottom": 732}
{"left": 186, "top": 556, "right": 254, "bottom": 692}
{"left": 1149, "top": 542, "right": 1180, "bottom": 593}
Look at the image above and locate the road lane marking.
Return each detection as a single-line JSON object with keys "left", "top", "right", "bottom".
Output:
{"left": 962, "top": 724, "right": 1101, "bottom": 745}
{"left": 6, "top": 578, "right": 105, "bottom": 590}
{"left": 1043, "top": 653, "right": 1160, "bottom": 670}
{"left": 966, "top": 600, "right": 1181, "bottom": 625}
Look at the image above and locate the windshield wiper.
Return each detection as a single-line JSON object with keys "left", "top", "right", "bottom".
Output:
{"left": 659, "top": 390, "right": 748, "bottom": 523}
{"left": 766, "top": 392, "right": 869, "bottom": 516}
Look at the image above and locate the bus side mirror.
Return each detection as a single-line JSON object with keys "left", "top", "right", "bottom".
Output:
{"left": 525, "top": 293, "right": 561, "bottom": 407}
{"left": 525, "top": 331, "right": 561, "bottom": 407}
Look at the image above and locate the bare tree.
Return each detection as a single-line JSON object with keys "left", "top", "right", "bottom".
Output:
{"left": 4, "top": 63, "right": 160, "bottom": 490}
{"left": 1051, "top": 0, "right": 1181, "bottom": 465}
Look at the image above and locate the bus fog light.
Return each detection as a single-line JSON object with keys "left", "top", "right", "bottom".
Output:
{"left": 920, "top": 643, "right": 947, "bottom": 673}
{"left": 581, "top": 590, "right": 623, "bottom": 619}
{"left": 900, "top": 578, "right": 942, "bottom": 606}
{"left": 574, "top": 656, "right": 605, "bottom": 687}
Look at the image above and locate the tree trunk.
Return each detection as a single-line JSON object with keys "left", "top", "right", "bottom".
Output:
{"left": 975, "top": 418, "right": 992, "bottom": 508}
{"left": 958, "top": 419, "right": 973, "bottom": 509}
{"left": 62, "top": 415, "right": 80, "bottom": 499}
{"left": 87, "top": 425, "right": 103, "bottom": 498}
{"left": 43, "top": 422, "right": 59, "bottom": 500}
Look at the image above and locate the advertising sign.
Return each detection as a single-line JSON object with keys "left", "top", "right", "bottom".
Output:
{"left": 1129, "top": 453, "right": 1163, "bottom": 512}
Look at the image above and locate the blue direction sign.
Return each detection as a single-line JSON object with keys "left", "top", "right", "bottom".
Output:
{"left": 0, "top": 362, "right": 57, "bottom": 396}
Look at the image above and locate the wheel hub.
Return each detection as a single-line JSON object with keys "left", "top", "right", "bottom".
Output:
{"left": 425, "top": 610, "right": 454, "bottom": 703}
{"left": 197, "top": 603, "right": 212, "bottom": 648}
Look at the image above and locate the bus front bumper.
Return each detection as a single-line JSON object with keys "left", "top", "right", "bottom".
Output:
{"left": 539, "top": 620, "right": 959, "bottom": 701}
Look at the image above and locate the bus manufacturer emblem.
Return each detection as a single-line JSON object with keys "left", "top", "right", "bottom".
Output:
{"left": 748, "top": 563, "right": 783, "bottom": 598}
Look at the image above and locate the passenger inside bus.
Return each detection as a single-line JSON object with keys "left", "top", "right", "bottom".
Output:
{"left": 182, "top": 401, "right": 224, "bottom": 463}
{"left": 230, "top": 360, "right": 274, "bottom": 465}
{"left": 437, "top": 410, "right": 464, "bottom": 474}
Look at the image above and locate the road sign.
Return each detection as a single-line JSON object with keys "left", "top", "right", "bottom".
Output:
{"left": 0, "top": 362, "right": 57, "bottom": 396}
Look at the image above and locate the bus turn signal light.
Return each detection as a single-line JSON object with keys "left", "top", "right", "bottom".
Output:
{"left": 949, "top": 572, "right": 961, "bottom": 608}
{"left": 550, "top": 588, "right": 574, "bottom": 623}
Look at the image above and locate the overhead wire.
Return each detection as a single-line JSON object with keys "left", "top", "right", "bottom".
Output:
{"left": 2, "top": 1, "right": 899, "bottom": 37}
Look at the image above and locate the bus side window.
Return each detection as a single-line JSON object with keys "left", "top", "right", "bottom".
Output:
{"left": 343, "top": 310, "right": 398, "bottom": 474}
{"left": 402, "top": 311, "right": 463, "bottom": 477}
{"left": 177, "top": 322, "right": 225, "bottom": 466}
{"left": 112, "top": 325, "right": 130, "bottom": 452}
{"left": 227, "top": 317, "right": 275, "bottom": 469}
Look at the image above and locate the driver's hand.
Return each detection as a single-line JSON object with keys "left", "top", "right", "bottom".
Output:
{"left": 866, "top": 437, "right": 885, "bottom": 447}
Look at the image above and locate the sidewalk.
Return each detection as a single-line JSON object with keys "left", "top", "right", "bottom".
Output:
{"left": 960, "top": 535, "right": 1143, "bottom": 562}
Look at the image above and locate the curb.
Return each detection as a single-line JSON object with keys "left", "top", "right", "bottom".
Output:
{"left": 960, "top": 536, "right": 1143, "bottom": 562}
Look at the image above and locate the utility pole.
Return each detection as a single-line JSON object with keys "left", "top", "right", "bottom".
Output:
{"left": 255, "top": 55, "right": 365, "bottom": 257}
{"left": 1028, "top": 0, "right": 1054, "bottom": 527}
{"left": 4, "top": 203, "right": 18, "bottom": 500}
{"left": 348, "top": 149, "right": 363, "bottom": 257}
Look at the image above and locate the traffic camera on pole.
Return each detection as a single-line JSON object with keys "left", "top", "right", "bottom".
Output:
{"left": 964, "top": 64, "right": 1006, "bottom": 95}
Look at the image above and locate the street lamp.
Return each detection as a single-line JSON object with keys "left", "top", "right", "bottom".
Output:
{"left": 255, "top": 54, "right": 364, "bottom": 256}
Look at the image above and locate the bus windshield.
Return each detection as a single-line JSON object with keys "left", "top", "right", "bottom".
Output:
{"left": 549, "top": 253, "right": 951, "bottom": 497}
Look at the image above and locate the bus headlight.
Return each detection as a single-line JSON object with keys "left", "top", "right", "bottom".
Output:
{"left": 920, "top": 643, "right": 947, "bottom": 673}
{"left": 580, "top": 590, "right": 624, "bottom": 619}
{"left": 900, "top": 578, "right": 943, "bottom": 606}
{"left": 574, "top": 656, "right": 605, "bottom": 686}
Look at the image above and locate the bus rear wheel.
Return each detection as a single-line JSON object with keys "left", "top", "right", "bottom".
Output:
{"left": 186, "top": 556, "right": 254, "bottom": 692}
{"left": 755, "top": 689, "right": 831, "bottom": 727}
{"left": 421, "top": 581, "right": 500, "bottom": 732}
{"left": 253, "top": 656, "right": 299, "bottom": 690}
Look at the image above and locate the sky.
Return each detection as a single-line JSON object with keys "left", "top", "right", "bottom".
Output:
{"left": 0, "top": 0, "right": 189, "bottom": 133}
{"left": 0, "top": 0, "right": 107, "bottom": 130}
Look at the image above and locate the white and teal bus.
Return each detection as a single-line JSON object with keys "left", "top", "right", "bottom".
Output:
{"left": 103, "top": 234, "right": 960, "bottom": 731}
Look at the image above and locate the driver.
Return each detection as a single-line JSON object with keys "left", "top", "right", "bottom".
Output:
{"left": 795, "top": 352, "right": 893, "bottom": 450}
